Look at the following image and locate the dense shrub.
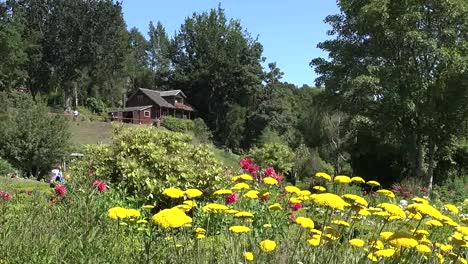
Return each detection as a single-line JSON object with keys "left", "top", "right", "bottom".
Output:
{"left": 70, "top": 125, "right": 224, "bottom": 205}
{"left": 248, "top": 143, "right": 293, "bottom": 175}
{"left": 86, "top": 97, "right": 107, "bottom": 115}
{"left": 193, "top": 118, "right": 212, "bottom": 144}
{"left": 162, "top": 116, "right": 194, "bottom": 132}
{"left": 0, "top": 158, "right": 15, "bottom": 176}
{"left": 0, "top": 92, "right": 70, "bottom": 178}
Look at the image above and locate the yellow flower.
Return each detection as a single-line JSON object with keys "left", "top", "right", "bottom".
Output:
{"left": 353, "top": 206, "right": 371, "bottom": 216}
{"left": 244, "top": 252, "right": 254, "bottom": 261}
{"left": 439, "top": 215, "right": 459, "bottom": 227}
{"left": 174, "top": 204, "right": 192, "bottom": 212}
{"left": 407, "top": 203, "right": 443, "bottom": 220}
{"left": 226, "top": 209, "right": 239, "bottom": 214}
{"left": 425, "top": 219, "right": 443, "bottom": 227}
{"left": 310, "top": 193, "right": 350, "bottom": 210}
{"left": 342, "top": 194, "right": 368, "bottom": 207}
{"left": 462, "top": 218, "right": 468, "bottom": 224}
{"left": 379, "top": 231, "right": 394, "bottom": 240}
{"left": 119, "top": 222, "right": 128, "bottom": 226}
{"left": 183, "top": 200, "right": 197, "bottom": 207}
{"left": 376, "top": 189, "right": 395, "bottom": 198}
{"left": 413, "top": 229, "right": 430, "bottom": 236}
{"left": 334, "top": 175, "right": 351, "bottom": 183}
{"left": 196, "top": 233, "right": 205, "bottom": 239}
{"left": 408, "top": 212, "right": 423, "bottom": 220}
{"left": 416, "top": 244, "right": 431, "bottom": 253}
{"left": 234, "top": 211, "right": 254, "bottom": 218}
{"left": 268, "top": 203, "right": 282, "bottom": 210}
{"left": 300, "top": 190, "right": 311, "bottom": 196}
{"left": 374, "top": 249, "right": 396, "bottom": 257}
{"left": 213, "top": 189, "right": 233, "bottom": 195}
{"left": 259, "top": 240, "right": 277, "bottom": 252}
{"left": 435, "top": 243, "right": 452, "bottom": 253}
{"left": 315, "top": 172, "right": 331, "bottom": 181}
{"left": 436, "top": 253, "right": 444, "bottom": 264}
{"left": 310, "top": 229, "right": 322, "bottom": 235}
{"left": 244, "top": 190, "right": 260, "bottom": 199}
{"left": 419, "top": 237, "right": 433, "bottom": 246}
{"left": 289, "top": 197, "right": 302, "bottom": 204}
{"left": 202, "top": 203, "right": 229, "bottom": 213}
{"left": 457, "top": 226, "right": 468, "bottom": 236}
{"left": 444, "top": 204, "right": 459, "bottom": 214}
{"left": 284, "top": 185, "right": 301, "bottom": 195}
{"left": 307, "top": 235, "right": 321, "bottom": 247}
{"left": 232, "top": 174, "right": 253, "bottom": 182}
{"left": 366, "top": 180, "right": 380, "bottom": 187}
{"left": 295, "top": 217, "right": 315, "bottom": 229}
{"left": 377, "top": 203, "right": 406, "bottom": 220}
{"left": 349, "top": 238, "right": 365, "bottom": 247}
{"left": 229, "top": 225, "right": 250, "bottom": 233}
{"left": 331, "top": 220, "right": 350, "bottom": 227}
{"left": 350, "top": 176, "right": 365, "bottom": 183}
{"left": 143, "top": 205, "right": 154, "bottom": 209}
{"left": 232, "top": 183, "right": 250, "bottom": 190}
{"left": 370, "top": 240, "right": 384, "bottom": 250}
{"left": 136, "top": 219, "right": 148, "bottom": 224}
{"left": 388, "top": 232, "right": 418, "bottom": 248}
{"left": 163, "top": 187, "right": 185, "bottom": 198}
{"left": 108, "top": 207, "right": 128, "bottom": 219}
{"left": 126, "top": 208, "right": 141, "bottom": 217}
{"left": 263, "top": 224, "right": 272, "bottom": 228}
{"left": 151, "top": 208, "right": 192, "bottom": 228}
{"left": 137, "top": 227, "right": 146, "bottom": 232}
{"left": 367, "top": 253, "right": 378, "bottom": 262}
{"left": 195, "top": 227, "right": 206, "bottom": 234}
{"left": 313, "top": 185, "right": 326, "bottom": 192}
{"left": 263, "top": 177, "right": 279, "bottom": 185}
{"left": 185, "top": 188, "right": 203, "bottom": 198}
{"left": 412, "top": 197, "right": 429, "bottom": 204}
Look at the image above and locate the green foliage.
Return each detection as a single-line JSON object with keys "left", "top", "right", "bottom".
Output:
{"left": 292, "top": 145, "right": 333, "bottom": 181}
{"left": 248, "top": 143, "right": 293, "bottom": 175}
{"left": 0, "top": 158, "right": 15, "bottom": 176}
{"left": 86, "top": 97, "right": 107, "bottom": 115}
{"left": 192, "top": 118, "right": 212, "bottom": 144}
{"left": 71, "top": 125, "right": 224, "bottom": 205}
{"left": 0, "top": 92, "right": 70, "bottom": 178}
{"left": 432, "top": 176, "right": 468, "bottom": 203}
{"left": 162, "top": 116, "right": 194, "bottom": 133}
{"left": 257, "top": 126, "right": 283, "bottom": 145}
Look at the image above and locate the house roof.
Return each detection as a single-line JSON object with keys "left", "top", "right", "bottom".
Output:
{"left": 132, "top": 88, "right": 194, "bottom": 111}
{"left": 109, "top": 105, "right": 152, "bottom": 113}
{"left": 159, "top": 90, "right": 187, "bottom": 98}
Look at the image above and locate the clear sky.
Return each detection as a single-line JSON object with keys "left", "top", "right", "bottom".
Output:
{"left": 121, "top": 1, "right": 340, "bottom": 87}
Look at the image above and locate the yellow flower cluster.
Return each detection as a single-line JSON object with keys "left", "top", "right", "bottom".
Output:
{"left": 310, "top": 193, "right": 350, "bottom": 210}
{"left": 108, "top": 207, "right": 141, "bottom": 220}
{"left": 151, "top": 207, "right": 192, "bottom": 228}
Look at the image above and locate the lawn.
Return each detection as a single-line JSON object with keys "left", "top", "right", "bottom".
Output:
{"left": 0, "top": 176, "right": 52, "bottom": 194}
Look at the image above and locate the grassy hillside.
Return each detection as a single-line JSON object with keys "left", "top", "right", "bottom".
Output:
{"left": 0, "top": 177, "right": 52, "bottom": 194}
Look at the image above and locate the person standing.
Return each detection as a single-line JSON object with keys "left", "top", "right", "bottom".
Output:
{"left": 50, "top": 164, "right": 65, "bottom": 187}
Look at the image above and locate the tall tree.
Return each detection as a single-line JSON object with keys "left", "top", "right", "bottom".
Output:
{"left": 312, "top": 0, "right": 468, "bottom": 185}
{"left": 170, "top": 6, "right": 264, "bottom": 149}
{"left": 127, "top": 27, "right": 153, "bottom": 90}
{"left": 148, "top": 21, "right": 171, "bottom": 89}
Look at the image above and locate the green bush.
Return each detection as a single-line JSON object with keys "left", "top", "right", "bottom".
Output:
{"left": 248, "top": 143, "right": 293, "bottom": 175}
{"left": 70, "top": 124, "right": 224, "bottom": 205}
{"left": 86, "top": 97, "right": 107, "bottom": 115}
{"left": 0, "top": 158, "right": 15, "bottom": 176}
{"left": 162, "top": 116, "right": 194, "bottom": 133}
{"left": 0, "top": 92, "right": 70, "bottom": 178}
{"left": 193, "top": 118, "right": 212, "bottom": 144}
{"left": 432, "top": 175, "right": 468, "bottom": 203}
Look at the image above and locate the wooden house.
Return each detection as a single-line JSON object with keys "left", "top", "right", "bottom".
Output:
{"left": 109, "top": 88, "right": 194, "bottom": 125}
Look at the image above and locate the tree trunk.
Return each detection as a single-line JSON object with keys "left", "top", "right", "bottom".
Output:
{"left": 73, "top": 82, "right": 78, "bottom": 109}
{"left": 414, "top": 136, "right": 424, "bottom": 178}
{"left": 427, "top": 141, "right": 436, "bottom": 192}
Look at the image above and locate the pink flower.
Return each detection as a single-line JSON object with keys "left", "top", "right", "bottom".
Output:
{"left": 0, "top": 191, "right": 12, "bottom": 201}
{"left": 225, "top": 193, "right": 238, "bottom": 204}
{"left": 54, "top": 184, "right": 67, "bottom": 197}
{"left": 248, "top": 164, "right": 260, "bottom": 176}
{"left": 288, "top": 214, "right": 297, "bottom": 222}
{"left": 264, "top": 167, "right": 276, "bottom": 177}
{"left": 239, "top": 158, "right": 254, "bottom": 170}
{"left": 93, "top": 180, "right": 107, "bottom": 192}
{"left": 421, "top": 187, "right": 427, "bottom": 193}
{"left": 261, "top": 194, "right": 270, "bottom": 201}
{"left": 290, "top": 203, "right": 303, "bottom": 211}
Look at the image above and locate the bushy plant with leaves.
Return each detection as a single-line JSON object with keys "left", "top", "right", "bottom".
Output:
{"left": 193, "top": 118, "right": 212, "bottom": 144}
{"left": 162, "top": 116, "right": 194, "bottom": 133}
{"left": 248, "top": 143, "right": 293, "bottom": 175}
{"left": 0, "top": 158, "right": 15, "bottom": 176}
{"left": 70, "top": 124, "right": 224, "bottom": 205}
{"left": 85, "top": 97, "right": 107, "bottom": 115}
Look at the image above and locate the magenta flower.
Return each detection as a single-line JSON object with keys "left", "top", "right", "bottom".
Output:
{"left": 93, "top": 180, "right": 107, "bottom": 192}
{"left": 290, "top": 202, "right": 303, "bottom": 211}
{"left": 0, "top": 191, "right": 12, "bottom": 201}
{"left": 225, "top": 193, "right": 238, "bottom": 204}
{"left": 264, "top": 167, "right": 276, "bottom": 177}
{"left": 54, "top": 184, "right": 67, "bottom": 197}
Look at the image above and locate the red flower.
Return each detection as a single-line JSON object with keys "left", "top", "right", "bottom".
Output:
{"left": 421, "top": 187, "right": 427, "bottom": 193}
{"left": 264, "top": 167, "right": 276, "bottom": 177}
{"left": 0, "top": 191, "right": 12, "bottom": 201}
{"left": 93, "top": 180, "right": 107, "bottom": 192}
{"left": 261, "top": 194, "right": 270, "bottom": 201}
{"left": 54, "top": 184, "right": 67, "bottom": 197}
{"left": 288, "top": 214, "right": 297, "bottom": 221}
{"left": 248, "top": 164, "right": 260, "bottom": 176}
{"left": 290, "top": 203, "right": 303, "bottom": 211}
{"left": 225, "top": 193, "right": 238, "bottom": 204}
{"left": 239, "top": 158, "right": 254, "bottom": 170}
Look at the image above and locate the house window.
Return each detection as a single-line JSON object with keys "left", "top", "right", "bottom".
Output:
{"left": 144, "top": 110, "right": 150, "bottom": 117}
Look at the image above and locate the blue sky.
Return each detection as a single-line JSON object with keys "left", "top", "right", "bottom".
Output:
{"left": 121, "top": 1, "right": 340, "bottom": 87}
